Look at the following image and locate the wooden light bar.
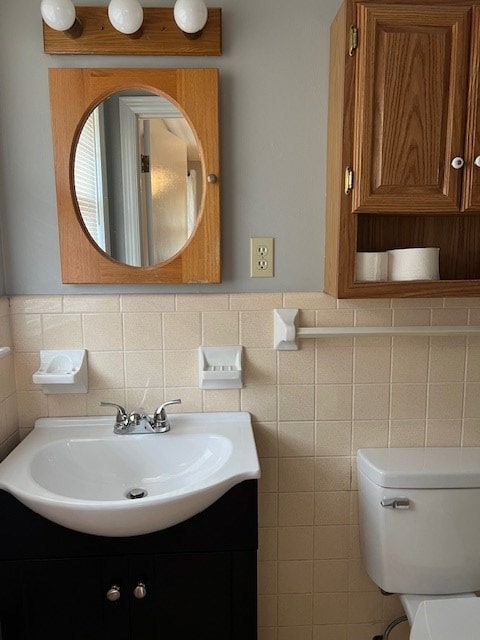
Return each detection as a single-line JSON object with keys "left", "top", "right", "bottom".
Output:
{"left": 43, "top": 6, "right": 222, "bottom": 55}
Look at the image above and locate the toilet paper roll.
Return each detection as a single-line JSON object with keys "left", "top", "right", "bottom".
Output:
{"left": 388, "top": 248, "right": 440, "bottom": 281}
{"left": 355, "top": 252, "right": 388, "bottom": 282}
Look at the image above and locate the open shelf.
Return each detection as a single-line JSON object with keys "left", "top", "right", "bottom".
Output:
{"left": 357, "top": 214, "right": 480, "bottom": 281}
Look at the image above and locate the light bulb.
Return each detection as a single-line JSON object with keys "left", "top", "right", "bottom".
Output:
{"left": 108, "top": 0, "right": 144, "bottom": 35}
{"left": 40, "top": 0, "right": 76, "bottom": 32}
{"left": 174, "top": 0, "right": 208, "bottom": 36}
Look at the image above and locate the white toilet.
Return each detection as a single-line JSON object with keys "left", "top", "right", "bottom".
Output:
{"left": 357, "top": 447, "right": 480, "bottom": 639}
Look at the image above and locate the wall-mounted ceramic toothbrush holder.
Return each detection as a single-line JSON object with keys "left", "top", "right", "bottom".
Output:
{"left": 199, "top": 346, "right": 243, "bottom": 389}
{"left": 32, "top": 350, "right": 88, "bottom": 394}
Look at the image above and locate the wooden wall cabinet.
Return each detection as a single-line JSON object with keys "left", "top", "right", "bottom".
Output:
{"left": 325, "top": 0, "right": 480, "bottom": 298}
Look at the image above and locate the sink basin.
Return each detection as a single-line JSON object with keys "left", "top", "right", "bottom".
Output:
{"left": 0, "top": 412, "right": 260, "bottom": 537}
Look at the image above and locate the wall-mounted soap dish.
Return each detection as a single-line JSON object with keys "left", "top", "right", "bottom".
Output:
{"left": 32, "top": 350, "right": 88, "bottom": 394}
{"left": 199, "top": 346, "right": 243, "bottom": 389}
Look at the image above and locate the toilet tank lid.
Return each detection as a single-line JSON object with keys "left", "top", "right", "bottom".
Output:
{"left": 357, "top": 448, "right": 480, "bottom": 488}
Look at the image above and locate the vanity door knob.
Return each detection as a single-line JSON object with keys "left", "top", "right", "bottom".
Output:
{"left": 451, "top": 157, "right": 465, "bottom": 169}
{"left": 207, "top": 173, "right": 218, "bottom": 184}
{"left": 474, "top": 156, "right": 480, "bottom": 168}
{"left": 133, "top": 582, "right": 147, "bottom": 599}
{"left": 106, "top": 585, "right": 121, "bottom": 602}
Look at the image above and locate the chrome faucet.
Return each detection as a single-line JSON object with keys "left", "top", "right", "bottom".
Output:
{"left": 100, "top": 399, "right": 182, "bottom": 434}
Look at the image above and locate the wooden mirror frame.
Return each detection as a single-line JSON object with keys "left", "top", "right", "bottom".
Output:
{"left": 48, "top": 68, "right": 220, "bottom": 284}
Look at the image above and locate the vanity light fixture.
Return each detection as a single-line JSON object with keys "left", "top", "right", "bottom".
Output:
{"left": 40, "top": 0, "right": 83, "bottom": 38}
{"left": 41, "top": 2, "right": 221, "bottom": 55}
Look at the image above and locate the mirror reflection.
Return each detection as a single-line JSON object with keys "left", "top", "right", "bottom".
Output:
{"left": 74, "top": 90, "right": 203, "bottom": 267}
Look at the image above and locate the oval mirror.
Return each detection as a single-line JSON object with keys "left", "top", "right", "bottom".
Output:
{"left": 74, "top": 89, "right": 203, "bottom": 267}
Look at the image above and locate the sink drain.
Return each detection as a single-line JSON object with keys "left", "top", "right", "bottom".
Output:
{"left": 126, "top": 488, "right": 148, "bottom": 499}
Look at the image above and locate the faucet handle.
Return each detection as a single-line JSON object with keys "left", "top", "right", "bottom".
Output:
{"left": 154, "top": 399, "right": 182, "bottom": 419}
{"left": 100, "top": 401, "right": 128, "bottom": 426}
{"left": 153, "top": 399, "right": 181, "bottom": 432}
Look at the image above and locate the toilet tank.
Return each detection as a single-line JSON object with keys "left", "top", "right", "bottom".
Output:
{"left": 357, "top": 447, "right": 480, "bottom": 595}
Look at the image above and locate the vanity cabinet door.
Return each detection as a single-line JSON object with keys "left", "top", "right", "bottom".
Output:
{"left": 22, "top": 557, "right": 130, "bottom": 640}
{"left": 351, "top": 4, "right": 471, "bottom": 214}
{"left": 129, "top": 552, "right": 233, "bottom": 640}
{"left": 0, "top": 561, "right": 27, "bottom": 639}
{"left": 16, "top": 552, "right": 251, "bottom": 640}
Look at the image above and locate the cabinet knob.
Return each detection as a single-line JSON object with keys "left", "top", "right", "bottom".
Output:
{"left": 451, "top": 156, "right": 465, "bottom": 169}
{"left": 207, "top": 174, "right": 218, "bottom": 184}
{"left": 474, "top": 156, "right": 480, "bottom": 168}
{"left": 133, "top": 582, "right": 147, "bottom": 599}
{"left": 106, "top": 585, "right": 121, "bottom": 602}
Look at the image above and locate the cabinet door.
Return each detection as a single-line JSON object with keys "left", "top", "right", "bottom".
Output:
{"left": 462, "top": 7, "right": 480, "bottom": 211}
{"left": 0, "top": 561, "right": 27, "bottom": 639}
{"left": 130, "top": 552, "right": 233, "bottom": 640}
{"left": 352, "top": 4, "right": 471, "bottom": 213}
{"left": 22, "top": 557, "right": 130, "bottom": 640}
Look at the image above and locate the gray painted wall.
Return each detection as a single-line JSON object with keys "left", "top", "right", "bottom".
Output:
{"left": 0, "top": 0, "right": 341, "bottom": 295}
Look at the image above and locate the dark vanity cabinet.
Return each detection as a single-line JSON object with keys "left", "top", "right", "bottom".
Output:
{"left": 0, "top": 481, "right": 257, "bottom": 640}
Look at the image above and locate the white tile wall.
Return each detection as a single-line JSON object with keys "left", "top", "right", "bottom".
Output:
{"left": 6, "top": 291, "right": 480, "bottom": 639}
{"left": 0, "top": 298, "right": 18, "bottom": 459}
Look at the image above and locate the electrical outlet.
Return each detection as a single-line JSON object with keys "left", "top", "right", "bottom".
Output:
{"left": 250, "top": 237, "right": 274, "bottom": 277}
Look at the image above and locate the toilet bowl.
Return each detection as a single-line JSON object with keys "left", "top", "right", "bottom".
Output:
{"left": 357, "top": 447, "right": 480, "bottom": 639}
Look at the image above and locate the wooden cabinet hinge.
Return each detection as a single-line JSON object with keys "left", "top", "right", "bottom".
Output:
{"left": 348, "top": 25, "right": 358, "bottom": 56}
{"left": 344, "top": 167, "right": 354, "bottom": 195}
